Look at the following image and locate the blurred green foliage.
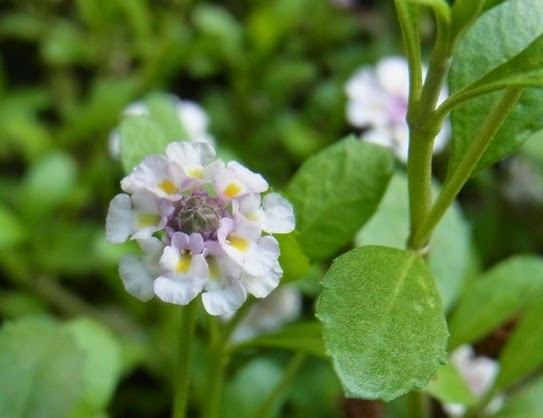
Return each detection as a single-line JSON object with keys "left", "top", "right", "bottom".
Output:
{"left": 1, "top": 0, "right": 543, "bottom": 417}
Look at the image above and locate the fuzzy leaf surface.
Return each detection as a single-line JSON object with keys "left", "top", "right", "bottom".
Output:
{"left": 317, "top": 245, "right": 448, "bottom": 400}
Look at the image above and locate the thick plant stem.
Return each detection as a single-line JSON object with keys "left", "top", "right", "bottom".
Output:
{"left": 407, "top": 130, "right": 435, "bottom": 252}
{"left": 406, "top": 12, "right": 453, "bottom": 252}
{"left": 254, "top": 352, "right": 306, "bottom": 418}
{"left": 409, "top": 87, "right": 523, "bottom": 249}
{"left": 172, "top": 301, "right": 198, "bottom": 418}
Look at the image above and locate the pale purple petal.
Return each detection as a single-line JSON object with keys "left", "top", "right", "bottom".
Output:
{"left": 242, "top": 235, "right": 280, "bottom": 277}
{"left": 119, "top": 253, "right": 155, "bottom": 301}
{"left": 166, "top": 141, "right": 216, "bottom": 178}
{"left": 261, "top": 193, "right": 295, "bottom": 234}
{"left": 120, "top": 155, "right": 184, "bottom": 199}
{"left": 202, "top": 278, "right": 247, "bottom": 316}
{"left": 241, "top": 259, "right": 282, "bottom": 298}
{"left": 153, "top": 276, "right": 203, "bottom": 305}
{"left": 106, "top": 193, "right": 134, "bottom": 243}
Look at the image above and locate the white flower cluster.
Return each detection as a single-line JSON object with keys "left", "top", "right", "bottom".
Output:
{"left": 345, "top": 56, "right": 450, "bottom": 162}
{"left": 109, "top": 96, "right": 215, "bottom": 159}
{"left": 106, "top": 141, "right": 295, "bottom": 315}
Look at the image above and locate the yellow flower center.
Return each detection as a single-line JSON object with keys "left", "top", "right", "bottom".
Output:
{"left": 227, "top": 235, "right": 250, "bottom": 252}
{"left": 224, "top": 182, "right": 242, "bottom": 198}
{"left": 158, "top": 179, "right": 178, "bottom": 195}
{"left": 176, "top": 252, "right": 191, "bottom": 273}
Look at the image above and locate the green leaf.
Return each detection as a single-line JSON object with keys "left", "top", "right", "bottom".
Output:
{"left": 495, "top": 296, "right": 543, "bottom": 390}
{"left": 221, "top": 358, "right": 283, "bottom": 418}
{"left": 317, "top": 246, "right": 448, "bottom": 400}
{"left": 425, "top": 363, "right": 476, "bottom": 405}
{"left": 448, "top": 0, "right": 543, "bottom": 173}
{"left": 20, "top": 151, "right": 77, "bottom": 219}
{"left": 450, "top": 0, "right": 484, "bottom": 39}
{"left": 238, "top": 322, "right": 326, "bottom": 358}
{"left": 0, "top": 203, "right": 25, "bottom": 248}
{"left": 119, "top": 115, "right": 169, "bottom": 173}
{"left": 0, "top": 317, "right": 85, "bottom": 418}
{"left": 64, "top": 318, "right": 123, "bottom": 418}
{"left": 276, "top": 232, "right": 310, "bottom": 284}
{"left": 447, "top": 34, "right": 543, "bottom": 109}
{"left": 482, "top": 0, "right": 508, "bottom": 13}
{"left": 355, "top": 172, "right": 471, "bottom": 310}
{"left": 287, "top": 137, "right": 393, "bottom": 260}
{"left": 144, "top": 93, "right": 188, "bottom": 141}
{"left": 448, "top": 256, "right": 543, "bottom": 349}
{"left": 490, "top": 375, "right": 543, "bottom": 418}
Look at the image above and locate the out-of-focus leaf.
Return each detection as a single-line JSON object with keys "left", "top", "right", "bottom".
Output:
{"left": 0, "top": 203, "right": 25, "bottom": 248}
{"left": 317, "top": 246, "right": 448, "bottom": 400}
{"left": 239, "top": 322, "right": 325, "bottom": 358}
{"left": 490, "top": 375, "right": 543, "bottom": 418}
{"left": 65, "top": 318, "right": 123, "bottom": 418}
{"left": 495, "top": 295, "right": 543, "bottom": 390}
{"left": 0, "top": 317, "right": 85, "bottom": 418}
{"left": 119, "top": 115, "right": 168, "bottom": 173}
{"left": 144, "top": 93, "right": 188, "bottom": 141}
{"left": 20, "top": 151, "right": 77, "bottom": 220}
{"left": 448, "top": 256, "right": 543, "bottom": 349}
{"left": 221, "top": 358, "right": 283, "bottom": 418}
{"left": 276, "top": 232, "right": 310, "bottom": 284}
{"left": 425, "top": 363, "right": 476, "bottom": 405}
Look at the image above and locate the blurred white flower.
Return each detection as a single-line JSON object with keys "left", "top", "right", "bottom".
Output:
{"left": 443, "top": 345, "right": 504, "bottom": 417}
{"left": 108, "top": 95, "right": 215, "bottom": 159}
{"left": 345, "top": 56, "right": 450, "bottom": 162}
{"left": 223, "top": 285, "right": 303, "bottom": 342}
{"left": 106, "top": 141, "right": 295, "bottom": 315}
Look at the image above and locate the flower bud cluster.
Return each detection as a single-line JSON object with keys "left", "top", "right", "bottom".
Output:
{"left": 106, "top": 141, "right": 295, "bottom": 315}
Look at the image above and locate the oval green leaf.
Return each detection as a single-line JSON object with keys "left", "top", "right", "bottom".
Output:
{"left": 317, "top": 245, "right": 448, "bottom": 401}
{"left": 287, "top": 137, "right": 393, "bottom": 260}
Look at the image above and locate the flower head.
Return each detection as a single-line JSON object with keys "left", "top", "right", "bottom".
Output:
{"left": 345, "top": 56, "right": 450, "bottom": 162}
{"left": 106, "top": 141, "right": 295, "bottom": 315}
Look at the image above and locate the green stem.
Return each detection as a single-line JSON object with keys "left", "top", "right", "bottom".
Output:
{"left": 406, "top": 10, "right": 454, "bottom": 251}
{"left": 407, "top": 130, "right": 435, "bottom": 251}
{"left": 203, "top": 317, "right": 228, "bottom": 418}
{"left": 254, "top": 352, "right": 306, "bottom": 418}
{"left": 409, "top": 87, "right": 523, "bottom": 249}
{"left": 394, "top": 0, "right": 423, "bottom": 115}
{"left": 406, "top": 391, "right": 431, "bottom": 418}
{"left": 172, "top": 301, "right": 198, "bottom": 418}
{"left": 222, "top": 297, "right": 257, "bottom": 341}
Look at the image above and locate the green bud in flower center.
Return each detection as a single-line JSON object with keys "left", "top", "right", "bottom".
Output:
{"left": 169, "top": 195, "right": 222, "bottom": 236}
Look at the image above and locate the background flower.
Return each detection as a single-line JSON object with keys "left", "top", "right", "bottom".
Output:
{"left": 345, "top": 56, "right": 450, "bottom": 162}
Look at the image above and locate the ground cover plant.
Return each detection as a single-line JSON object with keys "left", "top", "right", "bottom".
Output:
{"left": 1, "top": 0, "right": 543, "bottom": 417}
